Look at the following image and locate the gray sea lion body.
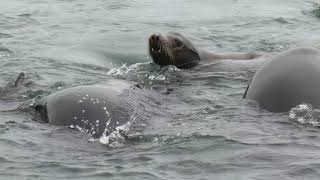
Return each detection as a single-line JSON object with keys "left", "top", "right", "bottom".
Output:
{"left": 244, "top": 47, "right": 320, "bottom": 112}
{"left": 34, "top": 79, "right": 145, "bottom": 138}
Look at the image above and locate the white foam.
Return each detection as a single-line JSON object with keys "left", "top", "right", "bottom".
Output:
{"left": 107, "top": 64, "right": 130, "bottom": 77}
{"left": 148, "top": 74, "right": 166, "bottom": 81}
{"left": 98, "top": 110, "right": 137, "bottom": 147}
{"left": 289, "top": 103, "right": 320, "bottom": 127}
{"left": 98, "top": 120, "right": 132, "bottom": 147}
{"left": 75, "top": 125, "right": 84, "bottom": 132}
{"left": 167, "top": 66, "right": 180, "bottom": 72}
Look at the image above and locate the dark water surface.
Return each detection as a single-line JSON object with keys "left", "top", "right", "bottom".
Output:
{"left": 1, "top": 0, "right": 320, "bottom": 179}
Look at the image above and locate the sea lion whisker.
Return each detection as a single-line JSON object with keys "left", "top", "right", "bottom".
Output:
{"left": 166, "top": 46, "right": 175, "bottom": 64}
{"left": 160, "top": 42, "right": 168, "bottom": 59}
{"left": 161, "top": 42, "right": 174, "bottom": 64}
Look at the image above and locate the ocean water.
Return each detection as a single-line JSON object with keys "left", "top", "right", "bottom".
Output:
{"left": 1, "top": 0, "right": 320, "bottom": 179}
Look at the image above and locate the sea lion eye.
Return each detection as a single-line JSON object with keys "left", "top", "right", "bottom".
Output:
{"left": 174, "top": 39, "right": 183, "bottom": 47}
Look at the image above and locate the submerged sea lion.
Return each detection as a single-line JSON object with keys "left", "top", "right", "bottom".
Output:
{"left": 244, "top": 47, "right": 320, "bottom": 112}
{"left": 0, "top": 72, "right": 25, "bottom": 94}
{"left": 34, "top": 79, "right": 148, "bottom": 138}
{"left": 148, "top": 32, "right": 260, "bottom": 68}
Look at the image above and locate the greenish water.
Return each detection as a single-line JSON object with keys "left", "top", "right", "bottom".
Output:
{"left": 313, "top": 6, "right": 320, "bottom": 17}
{"left": 1, "top": 0, "right": 320, "bottom": 179}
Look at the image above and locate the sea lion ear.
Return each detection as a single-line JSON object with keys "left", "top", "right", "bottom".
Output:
{"left": 176, "top": 35, "right": 199, "bottom": 56}
{"left": 184, "top": 43, "right": 200, "bottom": 58}
{"left": 189, "top": 46, "right": 199, "bottom": 56}
{"left": 176, "top": 47, "right": 201, "bottom": 69}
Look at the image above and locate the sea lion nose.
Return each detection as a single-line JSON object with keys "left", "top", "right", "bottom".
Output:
{"left": 150, "top": 34, "right": 160, "bottom": 41}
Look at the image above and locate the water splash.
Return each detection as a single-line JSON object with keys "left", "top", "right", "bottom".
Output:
{"left": 86, "top": 109, "right": 136, "bottom": 147}
{"left": 99, "top": 109, "right": 137, "bottom": 147}
{"left": 97, "top": 121, "right": 130, "bottom": 147}
{"left": 107, "top": 63, "right": 157, "bottom": 79}
{"left": 107, "top": 64, "right": 130, "bottom": 77}
{"left": 147, "top": 74, "right": 166, "bottom": 81}
{"left": 107, "top": 63, "right": 176, "bottom": 87}
{"left": 289, "top": 103, "right": 320, "bottom": 126}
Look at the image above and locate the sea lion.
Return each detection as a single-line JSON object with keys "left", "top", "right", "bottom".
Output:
{"left": 244, "top": 47, "right": 320, "bottom": 112}
{"left": 0, "top": 72, "right": 33, "bottom": 101}
{"left": 148, "top": 32, "right": 260, "bottom": 69}
{"left": 34, "top": 79, "right": 148, "bottom": 138}
{"left": 0, "top": 72, "right": 25, "bottom": 94}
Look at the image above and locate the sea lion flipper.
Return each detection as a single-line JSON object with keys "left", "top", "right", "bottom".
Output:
{"left": 14, "top": 72, "right": 25, "bottom": 87}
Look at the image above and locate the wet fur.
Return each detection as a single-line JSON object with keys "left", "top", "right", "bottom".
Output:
{"left": 149, "top": 32, "right": 261, "bottom": 69}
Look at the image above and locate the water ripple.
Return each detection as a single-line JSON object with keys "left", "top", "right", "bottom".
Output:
{"left": 0, "top": 33, "right": 12, "bottom": 39}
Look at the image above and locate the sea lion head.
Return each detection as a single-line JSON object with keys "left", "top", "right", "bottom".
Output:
{"left": 148, "top": 32, "right": 200, "bottom": 69}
